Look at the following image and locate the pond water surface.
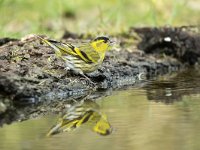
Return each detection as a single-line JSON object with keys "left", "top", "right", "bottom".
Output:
{"left": 1, "top": 69, "right": 200, "bottom": 150}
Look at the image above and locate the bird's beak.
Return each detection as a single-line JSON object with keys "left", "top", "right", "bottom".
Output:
{"left": 109, "top": 40, "right": 115, "bottom": 46}
{"left": 110, "top": 40, "right": 115, "bottom": 44}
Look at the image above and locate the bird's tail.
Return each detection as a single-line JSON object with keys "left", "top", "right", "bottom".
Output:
{"left": 35, "top": 35, "right": 62, "bottom": 57}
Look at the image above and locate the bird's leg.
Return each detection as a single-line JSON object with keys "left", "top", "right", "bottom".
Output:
{"left": 72, "top": 68, "right": 96, "bottom": 86}
{"left": 79, "top": 72, "right": 96, "bottom": 86}
{"left": 66, "top": 68, "right": 96, "bottom": 86}
{"left": 64, "top": 68, "right": 80, "bottom": 84}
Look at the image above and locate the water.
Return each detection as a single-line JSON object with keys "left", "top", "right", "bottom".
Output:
{"left": 1, "top": 69, "right": 200, "bottom": 150}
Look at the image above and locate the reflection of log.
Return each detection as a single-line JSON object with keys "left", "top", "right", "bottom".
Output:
{"left": 145, "top": 69, "right": 200, "bottom": 104}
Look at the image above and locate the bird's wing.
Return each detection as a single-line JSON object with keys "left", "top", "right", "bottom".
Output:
{"left": 61, "top": 43, "right": 100, "bottom": 64}
{"left": 37, "top": 36, "right": 100, "bottom": 63}
{"left": 77, "top": 44, "right": 100, "bottom": 63}
{"left": 46, "top": 40, "right": 78, "bottom": 56}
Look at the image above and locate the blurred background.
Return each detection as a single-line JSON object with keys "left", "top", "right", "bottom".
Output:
{"left": 0, "top": 0, "right": 200, "bottom": 38}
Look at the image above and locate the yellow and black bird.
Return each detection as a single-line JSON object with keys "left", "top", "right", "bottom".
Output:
{"left": 37, "top": 35, "right": 113, "bottom": 82}
{"left": 46, "top": 100, "right": 112, "bottom": 136}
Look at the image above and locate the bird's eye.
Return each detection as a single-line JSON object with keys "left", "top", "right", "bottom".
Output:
{"left": 103, "top": 39, "right": 109, "bottom": 43}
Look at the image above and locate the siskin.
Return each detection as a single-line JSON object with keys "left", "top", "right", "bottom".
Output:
{"left": 37, "top": 35, "right": 113, "bottom": 83}
{"left": 46, "top": 100, "right": 112, "bottom": 136}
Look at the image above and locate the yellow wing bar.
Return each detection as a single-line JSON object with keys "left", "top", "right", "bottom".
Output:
{"left": 37, "top": 35, "right": 98, "bottom": 64}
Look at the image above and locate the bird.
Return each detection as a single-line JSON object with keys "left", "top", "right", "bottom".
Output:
{"left": 46, "top": 100, "right": 112, "bottom": 136}
{"left": 36, "top": 35, "right": 113, "bottom": 83}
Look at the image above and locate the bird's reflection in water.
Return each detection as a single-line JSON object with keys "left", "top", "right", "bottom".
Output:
{"left": 47, "top": 100, "right": 112, "bottom": 136}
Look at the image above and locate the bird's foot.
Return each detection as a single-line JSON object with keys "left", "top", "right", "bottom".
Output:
{"left": 81, "top": 76, "right": 96, "bottom": 86}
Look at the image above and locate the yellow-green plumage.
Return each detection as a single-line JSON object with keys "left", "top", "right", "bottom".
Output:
{"left": 37, "top": 36, "right": 112, "bottom": 79}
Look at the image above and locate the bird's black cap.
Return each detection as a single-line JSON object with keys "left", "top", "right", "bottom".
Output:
{"left": 94, "top": 36, "right": 110, "bottom": 43}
